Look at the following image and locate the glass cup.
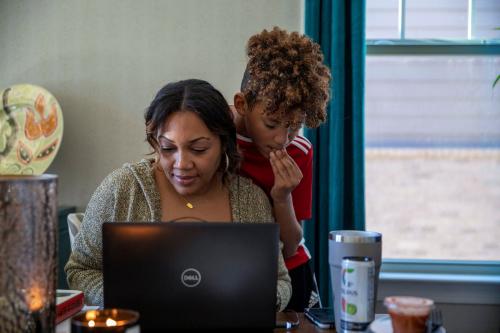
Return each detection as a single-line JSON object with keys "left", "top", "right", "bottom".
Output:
{"left": 384, "top": 296, "right": 434, "bottom": 333}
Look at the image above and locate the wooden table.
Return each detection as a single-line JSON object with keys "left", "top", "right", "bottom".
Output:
{"left": 57, "top": 312, "right": 335, "bottom": 333}
{"left": 276, "top": 312, "right": 336, "bottom": 332}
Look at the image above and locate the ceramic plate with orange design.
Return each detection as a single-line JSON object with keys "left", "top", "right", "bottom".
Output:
{"left": 0, "top": 84, "right": 63, "bottom": 175}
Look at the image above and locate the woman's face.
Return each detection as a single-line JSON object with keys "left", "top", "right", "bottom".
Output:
{"left": 156, "top": 111, "right": 222, "bottom": 196}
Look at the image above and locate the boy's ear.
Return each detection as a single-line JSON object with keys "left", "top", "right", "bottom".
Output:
{"left": 233, "top": 93, "right": 249, "bottom": 116}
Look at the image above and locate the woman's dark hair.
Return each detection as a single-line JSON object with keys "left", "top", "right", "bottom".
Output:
{"left": 145, "top": 79, "right": 240, "bottom": 182}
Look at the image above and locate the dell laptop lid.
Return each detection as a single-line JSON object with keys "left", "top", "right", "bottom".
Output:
{"left": 103, "top": 222, "right": 279, "bottom": 332}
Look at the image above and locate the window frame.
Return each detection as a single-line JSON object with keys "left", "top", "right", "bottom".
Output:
{"left": 394, "top": 0, "right": 496, "bottom": 41}
{"left": 381, "top": 259, "right": 500, "bottom": 283}
{"left": 365, "top": 1, "right": 500, "bottom": 282}
{"left": 367, "top": 39, "right": 500, "bottom": 55}
{"left": 368, "top": 0, "right": 500, "bottom": 54}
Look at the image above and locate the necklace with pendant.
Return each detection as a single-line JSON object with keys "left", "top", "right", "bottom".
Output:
{"left": 156, "top": 163, "right": 195, "bottom": 209}
{"left": 183, "top": 199, "right": 194, "bottom": 209}
{"left": 175, "top": 188, "right": 195, "bottom": 209}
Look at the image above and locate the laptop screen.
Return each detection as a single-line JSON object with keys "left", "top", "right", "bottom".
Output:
{"left": 103, "top": 222, "right": 279, "bottom": 332}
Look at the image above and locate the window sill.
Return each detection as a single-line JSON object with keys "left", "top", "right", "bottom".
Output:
{"left": 366, "top": 39, "right": 500, "bottom": 55}
{"left": 381, "top": 258, "right": 500, "bottom": 275}
{"left": 380, "top": 272, "right": 500, "bottom": 285}
{"left": 366, "top": 39, "right": 500, "bottom": 46}
{"left": 378, "top": 259, "right": 500, "bottom": 304}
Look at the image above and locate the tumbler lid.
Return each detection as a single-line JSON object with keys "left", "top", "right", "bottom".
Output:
{"left": 329, "top": 230, "right": 381, "bottom": 243}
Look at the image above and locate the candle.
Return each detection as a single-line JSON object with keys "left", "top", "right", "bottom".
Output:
{"left": 27, "top": 285, "right": 46, "bottom": 333}
{"left": 27, "top": 285, "right": 45, "bottom": 312}
{"left": 0, "top": 175, "right": 58, "bottom": 333}
{"left": 71, "top": 309, "right": 140, "bottom": 333}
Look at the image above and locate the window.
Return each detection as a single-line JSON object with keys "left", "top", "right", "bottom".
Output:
{"left": 365, "top": 0, "right": 500, "bottom": 261}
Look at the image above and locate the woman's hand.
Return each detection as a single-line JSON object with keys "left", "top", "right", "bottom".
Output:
{"left": 269, "top": 149, "right": 303, "bottom": 203}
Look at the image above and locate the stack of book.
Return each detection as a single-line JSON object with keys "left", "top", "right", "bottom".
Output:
{"left": 56, "top": 289, "right": 84, "bottom": 324}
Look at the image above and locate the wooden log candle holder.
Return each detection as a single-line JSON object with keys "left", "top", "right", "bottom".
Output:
{"left": 0, "top": 175, "right": 58, "bottom": 333}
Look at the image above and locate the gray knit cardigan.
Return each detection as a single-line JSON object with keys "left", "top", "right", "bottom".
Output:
{"left": 65, "top": 159, "right": 291, "bottom": 310}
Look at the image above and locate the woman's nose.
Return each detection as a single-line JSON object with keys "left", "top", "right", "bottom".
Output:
{"left": 174, "top": 151, "right": 193, "bottom": 169}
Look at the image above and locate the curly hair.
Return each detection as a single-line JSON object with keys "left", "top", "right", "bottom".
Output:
{"left": 241, "top": 27, "right": 331, "bottom": 128}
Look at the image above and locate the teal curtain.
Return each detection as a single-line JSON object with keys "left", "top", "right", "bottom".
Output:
{"left": 304, "top": 0, "right": 366, "bottom": 307}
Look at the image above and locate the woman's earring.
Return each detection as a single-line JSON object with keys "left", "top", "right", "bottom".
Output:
{"left": 224, "top": 152, "right": 229, "bottom": 173}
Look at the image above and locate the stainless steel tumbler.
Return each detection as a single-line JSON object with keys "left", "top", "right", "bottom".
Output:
{"left": 329, "top": 230, "right": 382, "bottom": 333}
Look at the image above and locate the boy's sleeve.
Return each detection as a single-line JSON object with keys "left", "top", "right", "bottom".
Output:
{"left": 291, "top": 147, "right": 313, "bottom": 221}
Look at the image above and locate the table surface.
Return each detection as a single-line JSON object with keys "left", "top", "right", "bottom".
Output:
{"left": 57, "top": 312, "right": 336, "bottom": 333}
{"left": 277, "top": 312, "right": 335, "bottom": 333}
{"left": 57, "top": 312, "right": 448, "bottom": 333}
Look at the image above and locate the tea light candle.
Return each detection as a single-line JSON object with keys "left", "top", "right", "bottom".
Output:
{"left": 71, "top": 309, "right": 139, "bottom": 333}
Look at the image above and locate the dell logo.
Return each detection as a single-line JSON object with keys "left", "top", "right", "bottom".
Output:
{"left": 181, "top": 268, "right": 201, "bottom": 287}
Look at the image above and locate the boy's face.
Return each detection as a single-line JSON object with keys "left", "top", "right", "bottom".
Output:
{"left": 242, "top": 100, "right": 303, "bottom": 158}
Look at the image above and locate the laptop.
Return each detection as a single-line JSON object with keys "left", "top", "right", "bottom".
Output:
{"left": 102, "top": 222, "right": 279, "bottom": 332}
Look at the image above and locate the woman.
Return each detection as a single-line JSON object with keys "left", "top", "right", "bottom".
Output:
{"left": 65, "top": 79, "right": 291, "bottom": 310}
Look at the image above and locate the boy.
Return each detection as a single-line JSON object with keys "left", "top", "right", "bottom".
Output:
{"left": 232, "top": 27, "right": 331, "bottom": 311}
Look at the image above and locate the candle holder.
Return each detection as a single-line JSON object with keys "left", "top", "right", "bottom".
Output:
{"left": 0, "top": 175, "right": 58, "bottom": 333}
{"left": 71, "top": 309, "right": 140, "bottom": 333}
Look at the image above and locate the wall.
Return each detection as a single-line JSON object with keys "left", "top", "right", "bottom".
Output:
{"left": 0, "top": 0, "right": 302, "bottom": 210}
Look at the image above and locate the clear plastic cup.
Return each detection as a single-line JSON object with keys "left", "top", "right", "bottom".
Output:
{"left": 384, "top": 296, "right": 434, "bottom": 333}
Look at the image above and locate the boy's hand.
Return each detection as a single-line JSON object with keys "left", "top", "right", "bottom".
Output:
{"left": 269, "top": 149, "right": 303, "bottom": 203}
